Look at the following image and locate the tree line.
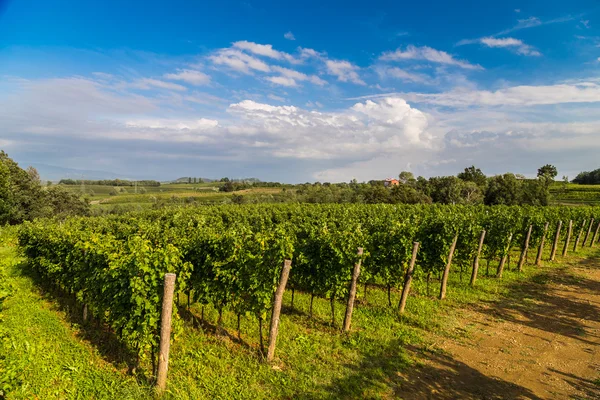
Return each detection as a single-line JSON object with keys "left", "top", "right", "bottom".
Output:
{"left": 58, "top": 179, "right": 161, "bottom": 187}
{"left": 0, "top": 152, "right": 90, "bottom": 225}
{"left": 287, "top": 165, "right": 558, "bottom": 206}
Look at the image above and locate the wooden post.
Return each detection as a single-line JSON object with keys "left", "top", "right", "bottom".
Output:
{"left": 583, "top": 218, "right": 594, "bottom": 247}
{"left": 535, "top": 222, "right": 549, "bottom": 266}
{"left": 573, "top": 220, "right": 586, "bottom": 252}
{"left": 562, "top": 220, "right": 573, "bottom": 256}
{"left": 496, "top": 233, "right": 513, "bottom": 279}
{"left": 517, "top": 225, "right": 532, "bottom": 272}
{"left": 343, "top": 248, "right": 363, "bottom": 332}
{"left": 398, "top": 242, "right": 420, "bottom": 314}
{"left": 266, "top": 259, "right": 292, "bottom": 362}
{"left": 156, "top": 273, "right": 176, "bottom": 394}
{"left": 83, "top": 303, "right": 88, "bottom": 322}
{"left": 591, "top": 221, "right": 600, "bottom": 248}
{"left": 470, "top": 230, "right": 486, "bottom": 286}
{"left": 439, "top": 233, "right": 458, "bottom": 300}
{"left": 550, "top": 221, "right": 562, "bottom": 261}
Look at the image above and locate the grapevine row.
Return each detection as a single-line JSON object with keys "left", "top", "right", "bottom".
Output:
{"left": 17, "top": 204, "right": 600, "bottom": 377}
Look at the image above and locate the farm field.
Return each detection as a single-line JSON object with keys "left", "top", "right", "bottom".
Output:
{"left": 1, "top": 227, "right": 599, "bottom": 399}
{"left": 3, "top": 204, "right": 600, "bottom": 399}
{"left": 549, "top": 182, "right": 600, "bottom": 206}
{"left": 58, "top": 182, "right": 291, "bottom": 212}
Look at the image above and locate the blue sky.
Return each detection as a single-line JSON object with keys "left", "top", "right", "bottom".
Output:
{"left": 1, "top": 0, "right": 600, "bottom": 182}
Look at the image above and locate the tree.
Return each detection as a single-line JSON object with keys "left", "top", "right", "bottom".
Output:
{"left": 389, "top": 184, "right": 431, "bottom": 204}
{"left": 457, "top": 165, "right": 487, "bottom": 188}
{"left": 572, "top": 168, "right": 600, "bottom": 184}
{"left": 484, "top": 173, "right": 520, "bottom": 205}
{"left": 520, "top": 179, "right": 549, "bottom": 206}
{"left": 428, "top": 176, "right": 463, "bottom": 204}
{"left": 0, "top": 151, "right": 89, "bottom": 224}
{"left": 398, "top": 171, "right": 415, "bottom": 185}
{"left": 537, "top": 164, "right": 557, "bottom": 180}
{"left": 26, "top": 166, "right": 41, "bottom": 185}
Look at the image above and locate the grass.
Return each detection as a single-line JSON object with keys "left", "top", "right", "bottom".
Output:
{"left": 1, "top": 231, "right": 598, "bottom": 399}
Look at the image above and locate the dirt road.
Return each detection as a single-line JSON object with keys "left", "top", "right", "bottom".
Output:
{"left": 400, "top": 256, "right": 600, "bottom": 399}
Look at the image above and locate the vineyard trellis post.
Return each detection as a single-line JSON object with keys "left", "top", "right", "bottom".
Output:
{"left": 156, "top": 273, "right": 176, "bottom": 394}
{"left": 439, "top": 233, "right": 458, "bottom": 300}
{"left": 535, "top": 222, "right": 549, "bottom": 267}
{"left": 550, "top": 220, "right": 562, "bottom": 261}
{"left": 343, "top": 248, "right": 363, "bottom": 332}
{"left": 266, "top": 259, "right": 292, "bottom": 362}
{"left": 496, "top": 233, "right": 513, "bottom": 279}
{"left": 562, "top": 220, "right": 573, "bottom": 257}
{"left": 583, "top": 218, "right": 595, "bottom": 247}
{"left": 398, "top": 242, "right": 420, "bottom": 314}
{"left": 591, "top": 221, "right": 600, "bottom": 248}
{"left": 573, "top": 220, "right": 586, "bottom": 252}
{"left": 470, "top": 230, "right": 486, "bottom": 286}
{"left": 517, "top": 225, "right": 532, "bottom": 272}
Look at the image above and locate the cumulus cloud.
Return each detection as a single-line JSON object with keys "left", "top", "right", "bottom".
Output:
{"left": 227, "top": 97, "right": 430, "bottom": 159}
{"left": 272, "top": 66, "right": 327, "bottom": 86}
{"left": 354, "top": 81, "right": 600, "bottom": 107}
{"left": 380, "top": 45, "right": 483, "bottom": 70}
{"left": 209, "top": 49, "right": 271, "bottom": 74}
{"left": 232, "top": 40, "right": 298, "bottom": 63}
{"left": 284, "top": 31, "right": 296, "bottom": 40}
{"left": 265, "top": 76, "right": 298, "bottom": 87}
{"left": 325, "top": 59, "right": 365, "bottom": 85}
{"left": 164, "top": 69, "right": 211, "bottom": 85}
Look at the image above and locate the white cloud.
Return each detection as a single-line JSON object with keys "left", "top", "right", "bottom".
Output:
{"left": 164, "top": 69, "right": 211, "bottom": 85}
{"left": 479, "top": 37, "right": 541, "bottom": 56}
{"left": 209, "top": 49, "right": 271, "bottom": 74}
{"left": 266, "top": 76, "right": 298, "bottom": 87}
{"left": 227, "top": 97, "right": 430, "bottom": 159}
{"left": 284, "top": 31, "right": 296, "bottom": 40}
{"left": 377, "top": 66, "right": 429, "bottom": 83}
{"left": 232, "top": 40, "right": 298, "bottom": 63}
{"left": 126, "top": 118, "right": 219, "bottom": 130}
{"left": 133, "top": 78, "right": 188, "bottom": 91}
{"left": 496, "top": 15, "right": 575, "bottom": 36}
{"left": 325, "top": 59, "right": 365, "bottom": 85}
{"left": 380, "top": 45, "right": 483, "bottom": 70}
{"left": 272, "top": 66, "right": 327, "bottom": 85}
{"left": 299, "top": 47, "right": 324, "bottom": 59}
{"left": 389, "top": 82, "right": 600, "bottom": 107}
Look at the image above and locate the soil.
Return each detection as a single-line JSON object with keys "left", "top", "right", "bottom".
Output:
{"left": 400, "top": 256, "right": 600, "bottom": 399}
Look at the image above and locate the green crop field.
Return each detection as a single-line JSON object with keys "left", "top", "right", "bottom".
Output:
{"left": 550, "top": 183, "right": 600, "bottom": 206}
{"left": 3, "top": 204, "right": 600, "bottom": 399}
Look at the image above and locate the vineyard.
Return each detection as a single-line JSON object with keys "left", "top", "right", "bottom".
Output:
{"left": 14, "top": 203, "right": 600, "bottom": 395}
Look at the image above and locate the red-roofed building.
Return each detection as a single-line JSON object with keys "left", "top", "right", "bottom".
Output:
{"left": 384, "top": 178, "right": 399, "bottom": 187}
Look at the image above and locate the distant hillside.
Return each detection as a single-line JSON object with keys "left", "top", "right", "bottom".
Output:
{"left": 28, "top": 163, "right": 136, "bottom": 182}
{"left": 172, "top": 177, "right": 262, "bottom": 183}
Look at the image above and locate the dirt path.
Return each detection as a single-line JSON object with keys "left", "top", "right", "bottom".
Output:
{"left": 400, "top": 257, "right": 600, "bottom": 399}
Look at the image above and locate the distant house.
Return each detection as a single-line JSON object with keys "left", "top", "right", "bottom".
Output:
{"left": 384, "top": 178, "right": 399, "bottom": 187}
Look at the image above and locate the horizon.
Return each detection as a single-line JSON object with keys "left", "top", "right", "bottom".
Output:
{"left": 2, "top": 0, "right": 600, "bottom": 182}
